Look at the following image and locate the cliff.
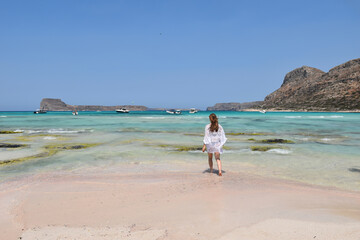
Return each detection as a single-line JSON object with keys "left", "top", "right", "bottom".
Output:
{"left": 262, "top": 58, "right": 360, "bottom": 111}
{"left": 207, "top": 101, "right": 264, "bottom": 111}
{"left": 40, "top": 98, "right": 148, "bottom": 111}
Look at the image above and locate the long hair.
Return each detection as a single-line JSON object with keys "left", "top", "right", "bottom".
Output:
{"left": 209, "top": 113, "right": 219, "bottom": 132}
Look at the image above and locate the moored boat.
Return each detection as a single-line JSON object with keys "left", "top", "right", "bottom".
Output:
{"left": 166, "top": 109, "right": 182, "bottom": 114}
{"left": 34, "top": 109, "right": 47, "bottom": 114}
{"left": 189, "top": 108, "right": 198, "bottom": 114}
{"left": 116, "top": 108, "right": 130, "bottom": 113}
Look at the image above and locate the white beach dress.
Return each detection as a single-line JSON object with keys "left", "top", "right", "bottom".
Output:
{"left": 203, "top": 124, "right": 227, "bottom": 154}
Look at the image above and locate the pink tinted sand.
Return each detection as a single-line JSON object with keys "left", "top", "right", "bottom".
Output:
{"left": 1, "top": 170, "right": 360, "bottom": 240}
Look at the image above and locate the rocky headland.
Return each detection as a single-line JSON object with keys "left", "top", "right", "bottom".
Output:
{"left": 262, "top": 58, "right": 360, "bottom": 111}
{"left": 40, "top": 98, "right": 148, "bottom": 111}
{"left": 207, "top": 58, "right": 360, "bottom": 111}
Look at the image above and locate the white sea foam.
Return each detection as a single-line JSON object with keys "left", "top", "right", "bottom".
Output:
{"left": 309, "top": 116, "right": 344, "bottom": 119}
{"left": 188, "top": 150, "right": 203, "bottom": 153}
{"left": 267, "top": 149, "right": 292, "bottom": 154}
{"left": 320, "top": 138, "right": 333, "bottom": 142}
{"left": 23, "top": 129, "right": 85, "bottom": 134}
{"left": 43, "top": 136, "right": 56, "bottom": 140}
{"left": 48, "top": 129, "right": 80, "bottom": 134}
{"left": 285, "top": 116, "right": 302, "bottom": 119}
{"left": 14, "top": 129, "right": 24, "bottom": 133}
{"left": 0, "top": 116, "right": 7, "bottom": 118}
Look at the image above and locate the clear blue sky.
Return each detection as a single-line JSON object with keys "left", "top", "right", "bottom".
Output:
{"left": 1, "top": 0, "right": 359, "bottom": 110}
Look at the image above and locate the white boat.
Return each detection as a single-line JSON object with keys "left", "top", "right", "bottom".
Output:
{"left": 189, "top": 108, "right": 198, "bottom": 114}
{"left": 259, "top": 110, "right": 267, "bottom": 114}
{"left": 116, "top": 108, "right": 130, "bottom": 113}
{"left": 72, "top": 111, "right": 78, "bottom": 115}
{"left": 166, "top": 109, "right": 182, "bottom": 114}
{"left": 34, "top": 109, "right": 47, "bottom": 114}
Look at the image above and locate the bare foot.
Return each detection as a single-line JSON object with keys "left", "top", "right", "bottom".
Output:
{"left": 219, "top": 172, "right": 222, "bottom": 176}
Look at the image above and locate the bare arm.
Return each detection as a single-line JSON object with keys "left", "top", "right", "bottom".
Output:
{"left": 202, "top": 144, "right": 206, "bottom": 152}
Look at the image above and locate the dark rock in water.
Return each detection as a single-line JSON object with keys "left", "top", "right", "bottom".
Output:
{"left": 228, "top": 132, "right": 264, "bottom": 136}
{"left": 44, "top": 143, "right": 98, "bottom": 151}
{"left": 262, "top": 58, "right": 360, "bottom": 111}
{"left": 348, "top": 168, "right": 360, "bottom": 173}
{"left": 250, "top": 146, "right": 280, "bottom": 151}
{"left": 259, "top": 139, "right": 294, "bottom": 144}
{"left": 0, "top": 143, "right": 27, "bottom": 148}
{"left": 69, "top": 145, "right": 85, "bottom": 149}
{"left": 40, "top": 98, "right": 148, "bottom": 111}
{"left": 0, "top": 131, "right": 19, "bottom": 134}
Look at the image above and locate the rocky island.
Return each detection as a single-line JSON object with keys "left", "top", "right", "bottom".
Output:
{"left": 207, "top": 58, "right": 360, "bottom": 111}
{"left": 40, "top": 98, "right": 148, "bottom": 111}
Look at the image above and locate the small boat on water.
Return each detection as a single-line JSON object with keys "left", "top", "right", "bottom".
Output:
{"left": 259, "top": 110, "right": 267, "bottom": 114}
{"left": 166, "top": 109, "right": 182, "bottom": 115}
{"left": 34, "top": 109, "right": 47, "bottom": 114}
{"left": 116, "top": 108, "right": 130, "bottom": 113}
{"left": 72, "top": 111, "right": 78, "bottom": 115}
{"left": 189, "top": 108, "right": 198, "bottom": 114}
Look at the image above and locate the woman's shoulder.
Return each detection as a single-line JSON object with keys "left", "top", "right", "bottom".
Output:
{"left": 205, "top": 123, "right": 211, "bottom": 129}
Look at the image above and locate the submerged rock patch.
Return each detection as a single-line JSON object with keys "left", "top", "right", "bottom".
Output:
{"left": 0, "top": 143, "right": 99, "bottom": 166}
{"left": 250, "top": 146, "right": 285, "bottom": 152}
{"left": 44, "top": 143, "right": 99, "bottom": 152}
{"left": 0, "top": 130, "right": 20, "bottom": 134}
{"left": 248, "top": 138, "right": 295, "bottom": 144}
{"left": 228, "top": 132, "right": 265, "bottom": 136}
{"left": 348, "top": 168, "right": 360, "bottom": 173}
{"left": 0, "top": 143, "right": 28, "bottom": 148}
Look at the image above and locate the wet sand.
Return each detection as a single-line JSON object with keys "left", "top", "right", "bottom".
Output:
{"left": 1, "top": 169, "right": 360, "bottom": 240}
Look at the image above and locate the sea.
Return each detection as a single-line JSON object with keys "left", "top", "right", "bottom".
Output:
{"left": 0, "top": 111, "right": 359, "bottom": 192}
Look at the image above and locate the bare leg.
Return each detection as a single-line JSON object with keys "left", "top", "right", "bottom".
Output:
{"left": 207, "top": 153, "right": 213, "bottom": 173}
{"left": 215, "top": 152, "right": 222, "bottom": 176}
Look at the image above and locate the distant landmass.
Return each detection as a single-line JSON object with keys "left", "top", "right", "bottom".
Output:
{"left": 207, "top": 58, "right": 360, "bottom": 111}
{"left": 40, "top": 59, "right": 359, "bottom": 112}
{"left": 206, "top": 101, "right": 263, "bottom": 111}
{"left": 40, "top": 98, "right": 148, "bottom": 111}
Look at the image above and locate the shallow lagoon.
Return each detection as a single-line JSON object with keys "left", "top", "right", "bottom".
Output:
{"left": 1, "top": 111, "right": 359, "bottom": 191}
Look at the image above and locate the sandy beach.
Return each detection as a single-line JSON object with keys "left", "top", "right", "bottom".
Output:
{"left": 1, "top": 165, "right": 360, "bottom": 240}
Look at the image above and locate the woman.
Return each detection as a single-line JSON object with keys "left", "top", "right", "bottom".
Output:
{"left": 202, "top": 113, "right": 227, "bottom": 176}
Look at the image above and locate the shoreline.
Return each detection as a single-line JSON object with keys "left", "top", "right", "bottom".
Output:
{"left": 235, "top": 108, "right": 360, "bottom": 113}
{"left": 1, "top": 168, "right": 360, "bottom": 240}
{"left": 1, "top": 109, "right": 360, "bottom": 113}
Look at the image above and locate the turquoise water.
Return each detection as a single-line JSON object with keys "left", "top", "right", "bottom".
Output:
{"left": 1, "top": 111, "right": 360, "bottom": 191}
